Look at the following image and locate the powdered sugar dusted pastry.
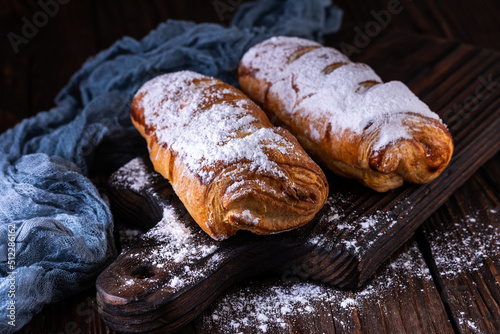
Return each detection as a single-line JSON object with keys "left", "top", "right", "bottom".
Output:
{"left": 131, "top": 71, "right": 328, "bottom": 240}
{"left": 239, "top": 36, "right": 454, "bottom": 192}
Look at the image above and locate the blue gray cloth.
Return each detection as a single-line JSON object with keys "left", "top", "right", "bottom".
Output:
{"left": 0, "top": 0, "right": 342, "bottom": 331}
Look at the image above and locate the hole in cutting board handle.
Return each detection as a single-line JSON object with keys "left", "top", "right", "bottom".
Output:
{"left": 131, "top": 265, "right": 157, "bottom": 279}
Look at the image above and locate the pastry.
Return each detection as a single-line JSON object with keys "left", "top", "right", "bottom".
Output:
{"left": 238, "top": 36, "right": 454, "bottom": 192}
{"left": 131, "top": 71, "right": 328, "bottom": 240}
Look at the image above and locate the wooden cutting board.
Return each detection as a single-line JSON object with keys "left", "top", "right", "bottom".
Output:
{"left": 96, "top": 29, "right": 500, "bottom": 333}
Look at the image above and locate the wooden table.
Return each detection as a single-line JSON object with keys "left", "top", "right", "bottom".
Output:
{"left": 1, "top": 1, "right": 499, "bottom": 333}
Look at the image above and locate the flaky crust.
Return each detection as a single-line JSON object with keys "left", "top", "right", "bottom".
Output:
{"left": 131, "top": 71, "right": 328, "bottom": 240}
{"left": 238, "top": 36, "right": 454, "bottom": 192}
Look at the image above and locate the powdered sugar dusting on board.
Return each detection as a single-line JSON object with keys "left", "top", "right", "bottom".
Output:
{"left": 428, "top": 209, "right": 500, "bottom": 277}
{"left": 242, "top": 36, "right": 442, "bottom": 150}
{"left": 202, "top": 242, "right": 433, "bottom": 333}
{"left": 425, "top": 206, "right": 499, "bottom": 333}
{"left": 135, "top": 71, "right": 296, "bottom": 183}
{"left": 125, "top": 204, "right": 221, "bottom": 292}
{"left": 308, "top": 194, "right": 409, "bottom": 256}
{"left": 109, "top": 157, "right": 152, "bottom": 192}
{"left": 144, "top": 206, "right": 219, "bottom": 264}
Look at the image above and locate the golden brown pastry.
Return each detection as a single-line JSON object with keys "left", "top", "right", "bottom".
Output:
{"left": 239, "top": 36, "right": 454, "bottom": 192}
{"left": 131, "top": 71, "right": 328, "bottom": 240}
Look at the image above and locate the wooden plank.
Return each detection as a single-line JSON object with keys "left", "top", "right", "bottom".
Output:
{"left": 419, "top": 155, "right": 500, "bottom": 333}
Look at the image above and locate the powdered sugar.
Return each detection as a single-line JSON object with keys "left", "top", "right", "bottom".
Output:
{"left": 135, "top": 71, "right": 296, "bottom": 183}
{"left": 240, "top": 209, "right": 260, "bottom": 225}
{"left": 242, "top": 36, "right": 441, "bottom": 150}
{"left": 225, "top": 179, "right": 286, "bottom": 198}
{"left": 202, "top": 242, "right": 433, "bottom": 333}
{"left": 241, "top": 36, "right": 321, "bottom": 82}
{"left": 310, "top": 194, "right": 408, "bottom": 256}
{"left": 147, "top": 207, "right": 193, "bottom": 248}
{"left": 144, "top": 206, "right": 219, "bottom": 264}
{"left": 122, "top": 204, "right": 221, "bottom": 292}
{"left": 340, "top": 297, "right": 356, "bottom": 308}
{"left": 460, "top": 319, "right": 479, "bottom": 332}
{"left": 425, "top": 206, "right": 499, "bottom": 333}
{"left": 428, "top": 210, "right": 500, "bottom": 277}
{"left": 110, "top": 157, "right": 152, "bottom": 192}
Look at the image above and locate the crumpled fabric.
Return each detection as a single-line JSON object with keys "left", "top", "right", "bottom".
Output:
{"left": 0, "top": 0, "right": 342, "bottom": 331}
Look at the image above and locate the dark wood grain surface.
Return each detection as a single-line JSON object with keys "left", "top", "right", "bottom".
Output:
{"left": 1, "top": 0, "right": 499, "bottom": 333}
